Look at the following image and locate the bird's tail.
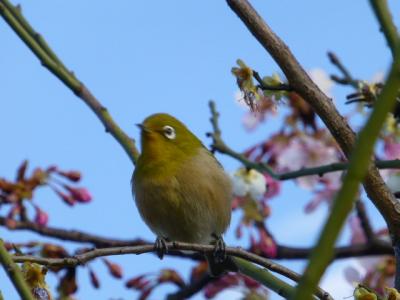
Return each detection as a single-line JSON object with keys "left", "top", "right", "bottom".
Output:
{"left": 206, "top": 254, "right": 238, "bottom": 277}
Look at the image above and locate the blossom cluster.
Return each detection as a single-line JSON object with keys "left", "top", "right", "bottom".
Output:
{"left": 0, "top": 161, "right": 92, "bottom": 227}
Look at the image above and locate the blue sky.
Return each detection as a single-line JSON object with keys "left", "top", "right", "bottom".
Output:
{"left": 1, "top": 1, "right": 399, "bottom": 299}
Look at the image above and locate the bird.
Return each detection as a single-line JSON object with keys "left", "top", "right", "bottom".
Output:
{"left": 131, "top": 113, "right": 236, "bottom": 276}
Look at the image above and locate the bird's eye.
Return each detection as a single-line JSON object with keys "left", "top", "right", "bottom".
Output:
{"left": 162, "top": 125, "right": 176, "bottom": 140}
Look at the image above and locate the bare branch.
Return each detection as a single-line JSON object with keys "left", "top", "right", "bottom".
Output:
{"left": 12, "top": 241, "right": 332, "bottom": 300}
{"left": 276, "top": 241, "right": 393, "bottom": 259}
{"left": 0, "top": 217, "right": 142, "bottom": 247}
{"left": 355, "top": 200, "right": 375, "bottom": 243}
{"left": 328, "top": 52, "right": 360, "bottom": 88}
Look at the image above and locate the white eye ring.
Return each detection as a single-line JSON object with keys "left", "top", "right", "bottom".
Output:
{"left": 162, "top": 125, "right": 176, "bottom": 140}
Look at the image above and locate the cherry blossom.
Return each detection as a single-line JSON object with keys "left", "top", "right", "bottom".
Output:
{"left": 231, "top": 168, "right": 267, "bottom": 200}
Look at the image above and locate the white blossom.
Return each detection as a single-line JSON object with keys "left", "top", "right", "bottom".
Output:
{"left": 230, "top": 168, "right": 267, "bottom": 200}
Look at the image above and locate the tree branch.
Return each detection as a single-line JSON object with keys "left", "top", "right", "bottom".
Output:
{"left": 0, "top": 239, "right": 34, "bottom": 300}
{"left": 1, "top": 215, "right": 394, "bottom": 260}
{"left": 12, "top": 241, "right": 332, "bottom": 300}
{"left": 0, "top": 217, "right": 142, "bottom": 247}
{"left": 233, "top": 257, "right": 297, "bottom": 300}
{"left": 208, "top": 101, "right": 400, "bottom": 180}
{"left": 0, "top": 0, "right": 139, "bottom": 164}
{"left": 355, "top": 200, "right": 375, "bottom": 243}
{"left": 328, "top": 52, "right": 360, "bottom": 88}
{"left": 276, "top": 241, "right": 393, "bottom": 259}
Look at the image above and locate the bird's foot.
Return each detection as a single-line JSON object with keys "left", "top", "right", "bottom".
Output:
{"left": 212, "top": 234, "right": 226, "bottom": 263}
{"left": 154, "top": 236, "right": 168, "bottom": 260}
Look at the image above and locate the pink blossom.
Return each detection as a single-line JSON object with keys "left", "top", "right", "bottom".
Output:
{"left": 242, "top": 112, "right": 265, "bottom": 131}
{"left": 383, "top": 138, "right": 400, "bottom": 160}
{"left": 64, "top": 186, "right": 92, "bottom": 203}
{"left": 34, "top": 206, "right": 49, "bottom": 226}
{"left": 304, "top": 180, "right": 341, "bottom": 213}
{"left": 250, "top": 228, "right": 277, "bottom": 258}
{"left": 348, "top": 215, "right": 367, "bottom": 244}
{"left": 277, "top": 134, "right": 340, "bottom": 189}
{"left": 263, "top": 174, "right": 280, "bottom": 199}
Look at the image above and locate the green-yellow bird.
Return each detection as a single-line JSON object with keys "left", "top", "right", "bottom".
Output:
{"left": 132, "top": 113, "right": 236, "bottom": 276}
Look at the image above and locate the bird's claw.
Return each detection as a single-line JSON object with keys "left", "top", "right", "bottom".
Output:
{"left": 154, "top": 236, "right": 168, "bottom": 260}
{"left": 212, "top": 234, "right": 226, "bottom": 263}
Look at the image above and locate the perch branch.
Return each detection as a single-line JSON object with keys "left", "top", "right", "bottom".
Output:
{"left": 12, "top": 241, "right": 332, "bottom": 300}
{"left": 1, "top": 216, "right": 393, "bottom": 259}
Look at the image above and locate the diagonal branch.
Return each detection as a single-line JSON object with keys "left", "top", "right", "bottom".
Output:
{"left": 0, "top": 0, "right": 139, "bottom": 164}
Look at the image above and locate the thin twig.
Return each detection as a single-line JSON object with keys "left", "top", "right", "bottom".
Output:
{"left": 327, "top": 52, "right": 360, "bottom": 88}
{"left": 0, "top": 217, "right": 142, "bottom": 247}
{"left": 208, "top": 100, "right": 400, "bottom": 180}
{"left": 0, "top": 239, "right": 34, "bottom": 300}
{"left": 355, "top": 200, "right": 375, "bottom": 243}
{"left": 276, "top": 240, "right": 393, "bottom": 259}
{"left": 253, "top": 70, "right": 293, "bottom": 91}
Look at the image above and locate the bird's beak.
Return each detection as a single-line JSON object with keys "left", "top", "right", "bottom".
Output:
{"left": 136, "top": 123, "right": 151, "bottom": 133}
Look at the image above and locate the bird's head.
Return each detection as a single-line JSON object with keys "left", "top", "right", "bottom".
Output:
{"left": 137, "top": 113, "right": 203, "bottom": 161}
